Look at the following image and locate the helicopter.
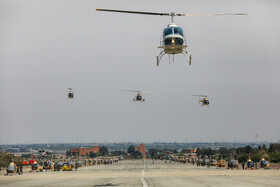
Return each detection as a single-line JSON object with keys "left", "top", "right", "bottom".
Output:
{"left": 122, "top": 90, "right": 154, "bottom": 102}
{"left": 6, "top": 162, "right": 17, "bottom": 174}
{"left": 228, "top": 158, "right": 239, "bottom": 169}
{"left": 96, "top": 9, "right": 247, "bottom": 66}
{"left": 68, "top": 88, "right": 74, "bottom": 99}
{"left": 191, "top": 94, "right": 211, "bottom": 106}
{"left": 260, "top": 158, "right": 270, "bottom": 169}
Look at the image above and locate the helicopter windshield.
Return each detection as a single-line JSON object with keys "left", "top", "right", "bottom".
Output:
{"left": 163, "top": 28, "right": 173, "bottom": 37}
{"left": 163, "top": 27, "right": 184, "bottom": 37}
{"left": 174, "top": 27, "right": 184, "bottom": 36}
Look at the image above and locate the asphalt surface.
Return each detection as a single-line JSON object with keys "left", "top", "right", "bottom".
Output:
{"left": 0, "top": 160, "right": 280, "bottom": 187}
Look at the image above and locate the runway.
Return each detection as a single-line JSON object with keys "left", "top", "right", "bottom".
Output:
{"left": 0, "top": 160, "right": 280, "bottom": 187}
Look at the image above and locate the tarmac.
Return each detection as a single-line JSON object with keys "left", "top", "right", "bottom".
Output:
{"left": 0, "top": 160, "right": 280, "bottom": 187}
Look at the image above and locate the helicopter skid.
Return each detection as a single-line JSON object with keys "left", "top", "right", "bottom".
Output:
{"left": 157, "top": 48, "right": 191, "bottom": 66}
{"left": 182, "top": 50, "right": 191, "bottom": 65}
{"left": 157, "top": 51, "right": 166, "bottom": 66}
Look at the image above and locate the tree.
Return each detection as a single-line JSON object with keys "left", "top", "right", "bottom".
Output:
{"left": 269, "top": 151, "right": 280, "bottom": 163}
{"left": 251, "top": 153, "right": 262, "bottom": 162}
{"left": 100, "top": 146, "right": 109, "bottom": 156}
{"left": 262, "top": 144, "right": 267, "bottom": 151}
{"left": 148, "top": 148, "right": 160, "bottom": 159}
{"left": 238, "top": 153, "right": 248, "bottom": 163}
{"left": 66, "top": 150, "right": 71, "bottom": 156}
{"left": 127, "top": 145, "right": 135, "bottom": 154}
{"left": 268, "top": 144, "right": 279, "bottom": 153}
{"left": 89, "top": 151, "right": 96, "bottom": 158}
{"left": 111, "top": 151, "right": 126, "bottom": 156}
{"left": 219, "top": 147, "right": 229, "bottom": 158}
{"left": 132, "top": 151, "right": 142, "bottom": 159}
{"left": 0, "top": 152, "right": 22, "bottom": 167}
{"left": 21, "top": 154, "right": 32, "bottom": 158}
{"left": 263, "top": 153, "right": 270, "bottom": 161}
{"left": 244, "top": 145, "right": 254, "bottom": 155}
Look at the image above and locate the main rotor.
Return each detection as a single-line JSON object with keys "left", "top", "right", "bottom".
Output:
{"left": 96, "top": 9, "right": 247, "bottom": 23}
{"left": 122, "top": 90, "right": 154, "bottom": 93}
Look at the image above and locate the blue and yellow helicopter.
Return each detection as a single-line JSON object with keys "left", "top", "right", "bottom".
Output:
{"left": 68, "top": 88, "right": 74, "bottom": 99}
{"left": 191, "top": 94, "right": 211, "bottom": 106}
{"left": 96, "top": 9, "right": 247, "bottom": 66}
{"left": 122, "top": 90, "right": 154, "bottom": 102}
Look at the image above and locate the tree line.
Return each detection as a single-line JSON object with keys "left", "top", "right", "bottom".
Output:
{"left": 196, "top": 144, "right": 280, "bottom": 163}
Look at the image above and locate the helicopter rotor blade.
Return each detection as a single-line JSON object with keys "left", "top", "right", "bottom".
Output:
{"left": 121, "top": 90, "right": 155, "bottom": 93}
{"left": 191, "top": 94, "right": 208, "bottom": 97}
{"left": 121, "top": 90, "right": 141, "bottom": 93}
{"left": 96, "top": 9, "right": 169, "bottom": 16}
{"left": 177, "top": 13, "right": 248, "bottom": 16}
{"left": 96, "top": 9, "right": 247, "bottom": 17}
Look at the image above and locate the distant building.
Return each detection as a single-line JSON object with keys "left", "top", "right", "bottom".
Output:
{"left": 70, "top": 146, "right": 99, "bottom": 156}
{"left": 90, "top": 146, "right": 99, "bottom": 153}
{"left": 181, "top": 148, "right": 197, "bottom": 154}
{"left": 135, "top": 144, "right": 145, "bottom": 158}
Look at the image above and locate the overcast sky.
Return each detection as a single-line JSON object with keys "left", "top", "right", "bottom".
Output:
{"left": 0, "top": 0, "right": 279, "bottom": 144}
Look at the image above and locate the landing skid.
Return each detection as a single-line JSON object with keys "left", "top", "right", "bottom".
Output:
{"left": 157, "top": 51, "right": 166, "bottom": 66}
{"left": 157, "top": 49, "right": 192, "bottom": 66}
{"left": 182, "top": 50, "right": 192, "bottom": 65}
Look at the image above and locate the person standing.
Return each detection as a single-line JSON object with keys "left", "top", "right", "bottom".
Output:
{"left": 17, "top": 167, "right": 20, "bottom": 175}
{"left": 20, "top": 166, "right": 23, "bottom": 175}
{"left": 75, "top": 163, "right": 78, "bottom": 171}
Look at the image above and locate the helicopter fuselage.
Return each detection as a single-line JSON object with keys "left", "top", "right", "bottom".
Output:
{"left": 133, "top": 93, "right": 145, "bottom": 102}
{"left": 157, "top": 23, "right": 191, "bottom": 65}
{"left": 199, "top": 98, "right": 210, "bottom": 106}
{"left": 68, "top": 91, "right": 74, "bottom": 99}
{"left": 162, "top": 24, "right": 185, "bottom": 54}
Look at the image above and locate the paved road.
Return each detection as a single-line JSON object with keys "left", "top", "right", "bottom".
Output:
{"left": 0, "top": 160, "right": 280, "bottom": 187}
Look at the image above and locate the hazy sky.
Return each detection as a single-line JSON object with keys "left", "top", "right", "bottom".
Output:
{"left": 0, "top": 0, "right": 279, "bottom": 144}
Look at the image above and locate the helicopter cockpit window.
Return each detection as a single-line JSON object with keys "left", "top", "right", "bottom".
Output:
{"left": 163, "top": 28, "right": 173, "bottom": 37}
{"left": 174, "top": 27, "right": 184, "bottom": 36}
{"left": 175, "top": 38, "right": 184, "bottom": 45}
{"left": 164, "top": 38, "right": 172, "bottom": 45}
